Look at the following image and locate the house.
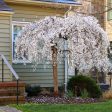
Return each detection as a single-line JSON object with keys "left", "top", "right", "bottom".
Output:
{"left": 0, "top": 0, "right": 112, "bottom": 104}
{"left": 0, "top": 0, "right": 81, "bottom": 88}
{"left": 0, "top": 0, "right": 111, "bottom": 87}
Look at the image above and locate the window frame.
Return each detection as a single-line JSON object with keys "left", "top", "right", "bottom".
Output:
{"left": 12, "top": 21, "right": 31, "bottom": 63}
{"left": 107, "top": 0, "right": 112, "bottom": 21}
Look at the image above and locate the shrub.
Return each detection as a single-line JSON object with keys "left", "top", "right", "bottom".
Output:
{"left": 80, "top": 89, "right": 89, "bottom": 98}
{"left": 66, "top": 90, "right": 74, "bottom": 98}
{"left": 67, "top": 75, "right": 102, "bottom": 98}
{"left": 103, "top": 90, "right": 112, "bottom": 99}
{"left": 26, "top": 85, "right": 41, "bottom": 96}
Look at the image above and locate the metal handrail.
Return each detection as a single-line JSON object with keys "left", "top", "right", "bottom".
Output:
{"left": 0, "top": 54, "right": 19, "bottom": 80}
{"left": 0, "top": 53, "right": 19, "bottom": 105}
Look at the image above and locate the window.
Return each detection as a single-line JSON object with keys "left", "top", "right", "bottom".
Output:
{"left": 12, "top": 21, "right": 29, "bottom": 63}
{"left": 110, "top": 41, "right": 112, "bottom": 50}
{"left": 107, "top": 0, "right": 112, "bottom": 20}
{"left": 108, "top": 41, "right": 112, "bottom": 61}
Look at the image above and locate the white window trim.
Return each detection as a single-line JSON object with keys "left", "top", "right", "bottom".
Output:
{"left": 12, "top": 21, "right": 31, "bottom": 64}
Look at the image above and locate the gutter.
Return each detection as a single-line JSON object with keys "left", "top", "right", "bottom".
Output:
{"left": 0, "top": 11, "right": 14, "bottom": 16}
{"left": 5, "top": 0, "right": 82, "bottom": 9}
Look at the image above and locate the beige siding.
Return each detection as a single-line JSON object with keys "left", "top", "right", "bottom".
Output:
{"left": 106, "top": 21, "right": 112, "bottom": 41}
{"left": 0, "top": 15, "right": 12, "bottom": 81}
{"left": 7, "top": 4, "right": 65, "bottom": 87}
{"left": 8, "top": 4, "right": 65, "bottom": 22}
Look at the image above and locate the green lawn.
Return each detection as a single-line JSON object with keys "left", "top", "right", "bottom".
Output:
{"left": 12, "top": 100, "right": 112, "bottom": 112}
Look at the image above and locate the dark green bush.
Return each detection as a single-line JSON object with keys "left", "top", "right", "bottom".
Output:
{"left": 67, "top": 75, "right": 102, "bottom": 98}
{"left": 25, "top": 85, "right": 41, "bottom": 96}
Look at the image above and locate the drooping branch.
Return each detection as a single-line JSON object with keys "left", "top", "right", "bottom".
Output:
{"left": 16, "top": 14, "right": 112, "bottom": 74}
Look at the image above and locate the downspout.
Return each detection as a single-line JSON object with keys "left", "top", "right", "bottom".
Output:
{"left": 64, "top": 39, "right": 68, "bottom": 93}
{"left": 89, "top": 0, "right": 92, "bottom": 14}
{"left": 63, "top": 5, "right": 73, "bottom": 94}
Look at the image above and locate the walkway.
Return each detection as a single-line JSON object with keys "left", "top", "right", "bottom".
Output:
{"left": 0, "top": 106, "right": 22, "bottom": 112}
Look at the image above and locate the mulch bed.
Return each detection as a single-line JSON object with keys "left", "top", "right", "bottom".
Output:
{"left": 26, "top": 96, "right": 104, "bottom": 104}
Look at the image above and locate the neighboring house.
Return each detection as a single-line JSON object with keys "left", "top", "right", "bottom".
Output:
{"left": 91, "top": 0, "right": 112, "bottom": 84}
{"left": 106, "top": 0, "right": 112, "bottom": 41}
{"left": 105, "top": 0, "right": 112, "bottom": 62}
{"left": 91, "top": 0, "right": 105, "bottom": 28}
{"left": 92, "top": 0, "right": 112, "bottom": 42}
{"left": 93, "top": 0, "right": 112, "bottom": 85}
{"left": 0, "top": 0, "right": 81, "bottom": 87}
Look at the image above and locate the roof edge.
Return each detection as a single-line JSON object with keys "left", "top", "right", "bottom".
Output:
{"left": 5, "top": 0, "right": 82, "bottom": 9}
{"left": 0, "top": 11, "right": 14, "bottom": 16}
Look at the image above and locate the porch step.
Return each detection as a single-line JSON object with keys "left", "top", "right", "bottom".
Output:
{"left": 0, "top": 81, "right": 25, "bottom": 88}
{"left": 0, "top": 89, "right": 23, "bottom": 96}
{"left": 0, "top": 96, "right": 25, "bottom": 105}
{"left": 0, "top": 81, "right": 25, "bottom": 105}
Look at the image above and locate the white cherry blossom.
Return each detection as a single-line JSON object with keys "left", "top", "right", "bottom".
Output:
{"left": 16, "top": 14, "right": 112, "bottom": 74}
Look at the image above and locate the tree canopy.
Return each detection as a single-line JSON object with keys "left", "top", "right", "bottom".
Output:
{"left": 16, "top": 14, "right": 112, "bottom": 74}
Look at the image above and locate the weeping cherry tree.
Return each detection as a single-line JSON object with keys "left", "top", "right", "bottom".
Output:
{"left": 15, "top": 14, "right": 112, "bottom": 95}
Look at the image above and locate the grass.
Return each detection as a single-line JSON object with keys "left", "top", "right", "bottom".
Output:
{"left": 12, "top": 100, "right": 112, "bottom": 112}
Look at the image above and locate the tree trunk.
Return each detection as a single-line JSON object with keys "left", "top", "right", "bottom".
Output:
{"left": 51, "top": 46, "right": 58, "bottom": 96}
